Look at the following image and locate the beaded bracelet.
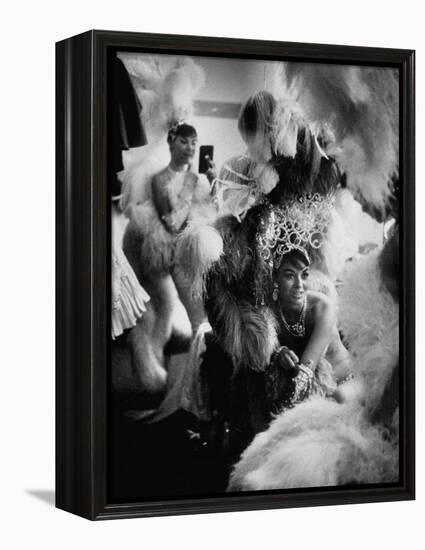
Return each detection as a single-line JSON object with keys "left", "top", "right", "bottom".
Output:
{"left": 298, "top": 360, "right": 314, "bottom": 373}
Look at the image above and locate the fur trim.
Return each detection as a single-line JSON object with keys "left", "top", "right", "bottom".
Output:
{"left": 205, "top": 210, "right": 282, "bottom": 371}
{"left": 213, "top": 213, "right": 256, "bottom": 285}
{"left": 207, "top": 288, "right": 279, "bottom": 372}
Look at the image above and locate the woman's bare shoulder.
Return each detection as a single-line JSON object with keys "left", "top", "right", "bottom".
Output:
{"left": 307, "top": 290, "right": 335, "bottom": 316}
{"left": 151, "top": 169, "right": 172, "bottom": 198}
{"left": 152, "top": 167, "right": 169, "bottom": 185}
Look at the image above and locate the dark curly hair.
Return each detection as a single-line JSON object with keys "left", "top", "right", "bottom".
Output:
{"left": 167, "top": 122, "right": 197, "bottom": 144}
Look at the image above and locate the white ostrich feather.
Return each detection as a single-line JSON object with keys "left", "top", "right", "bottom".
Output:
{"left": 277, "top": 63, "right": 399, "bottom": 211}
{"left": 339, "top": 251, "right": 399, "bottom": 409}
{"left": 175, "top": 222, "right": 224, "bottom": 299}
{"left": 229, "top": 398, "right": 398, "bottom": 491}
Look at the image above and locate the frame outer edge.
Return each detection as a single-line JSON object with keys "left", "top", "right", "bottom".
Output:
{"left": 91, "top": 29, "right": 109, "bottom": 520}
{"left": 56, "top": 30, "right": 95, "bottom": 520}
{"left": 57, "top": 30, "right": 415, "bottom": 520}
{"left": 402, "top": 49, "right": 415, "bottom": 500}
{"left": 55, "top": 37, "right": 68, "bottom": 514}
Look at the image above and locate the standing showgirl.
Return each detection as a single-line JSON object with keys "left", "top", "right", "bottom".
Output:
{"left": 122, "top": 122, "right": 217, "bottom": 398}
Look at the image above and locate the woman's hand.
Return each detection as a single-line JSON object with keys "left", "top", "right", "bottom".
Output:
{"left": 204, "top": 155, "right": 217, "bottom": 184}
{"left": 276, "top": 346, "right": 299, "bottom": 370}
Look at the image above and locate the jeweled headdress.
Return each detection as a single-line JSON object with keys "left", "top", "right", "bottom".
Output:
{"left": 254, "top": 193, "right": 335, "bottom": 303}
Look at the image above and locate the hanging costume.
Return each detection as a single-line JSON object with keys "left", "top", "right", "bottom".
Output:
{"left": 109, "top": 55, "right": 150, "bottom": 339}
{"left": 111, "top": 206, "right": 150, "bottom": 339}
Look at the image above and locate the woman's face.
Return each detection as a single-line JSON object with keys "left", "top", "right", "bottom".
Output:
{"left": 169, "top": 133, "right": 197, "bottom": 165}
{"left": 276, "top": 255, "right": 310, "bottom": 309}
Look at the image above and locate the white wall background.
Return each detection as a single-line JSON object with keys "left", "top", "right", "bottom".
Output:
{"left": 193, "top": 57, "right": 264, "bottom": 170}
{"left": 0, "top": 1, "right": 423, "bottom": 548}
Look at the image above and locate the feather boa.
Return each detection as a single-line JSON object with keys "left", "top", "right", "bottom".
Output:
{"left": 123, "top": 201, "right": 175, "bottom": 275}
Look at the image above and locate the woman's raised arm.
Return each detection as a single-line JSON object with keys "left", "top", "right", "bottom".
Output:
{"left": 300, "top": 293, "right": 336, "bottom": 371}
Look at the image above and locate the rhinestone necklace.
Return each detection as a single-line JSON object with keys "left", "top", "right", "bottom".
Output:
{"left": 279, "top": 296, "right": 307, "bottom": 338}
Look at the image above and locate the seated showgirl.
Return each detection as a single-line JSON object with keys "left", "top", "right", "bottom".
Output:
{"left": 224, "top": 245, "right": 352, "bottom": 460}
{"left": 267, "top": 248, "right": 352, "bottom": 409}
{"left": 227, "top": 233, "right": 399, "bottom": 491}
{"left": 196, "top": 197, "right": 353, "bottom": 462}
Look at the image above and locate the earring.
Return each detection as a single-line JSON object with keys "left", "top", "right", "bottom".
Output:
{"left": 272, "top": 282, "right": 279, "bottom": 301}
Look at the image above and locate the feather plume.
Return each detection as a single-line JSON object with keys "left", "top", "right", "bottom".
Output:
{"left": 339, "top": 250, "right": 399, "bottom": 411}
{"left": 250, "top": 163, "right": 279, "bottom": 195}
{"left": 175, "top": 222, "right": 224, "bottom": 299}
{"left": 272, "top": 99, "right": 305, "bottom": 158}
{"left": 123, "top": 202, "right": 175, "bottom": 275}
{"left": 119, "top": 54, "right": 205, "bottom": 140}
{"left": 228, "top": 398, "right": 398, "bottom": 491}
{"left": 117, "top": 54, "right": 206, "bottom": 212}
{"left": 278, "top": 63, "right": 399, "bottom": 212}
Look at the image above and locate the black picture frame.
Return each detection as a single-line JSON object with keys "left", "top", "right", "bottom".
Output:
{"left": 56, "top": 29, "right": 415, "bottom": 521}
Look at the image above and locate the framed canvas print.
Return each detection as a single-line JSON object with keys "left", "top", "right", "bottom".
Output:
{"left": 56, "top": 30, "right": 415, "bottom": 520}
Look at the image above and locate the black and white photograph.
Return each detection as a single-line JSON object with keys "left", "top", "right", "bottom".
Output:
{"left": 109, "top": 50, "right": 402, "bottom": 502}
{"left": 2, "top": 0, "right": 424, "bottom": 542}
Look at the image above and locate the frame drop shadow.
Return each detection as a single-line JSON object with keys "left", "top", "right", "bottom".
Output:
{"left": 26, "top": 489, "right": 55, "bottom": 507}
